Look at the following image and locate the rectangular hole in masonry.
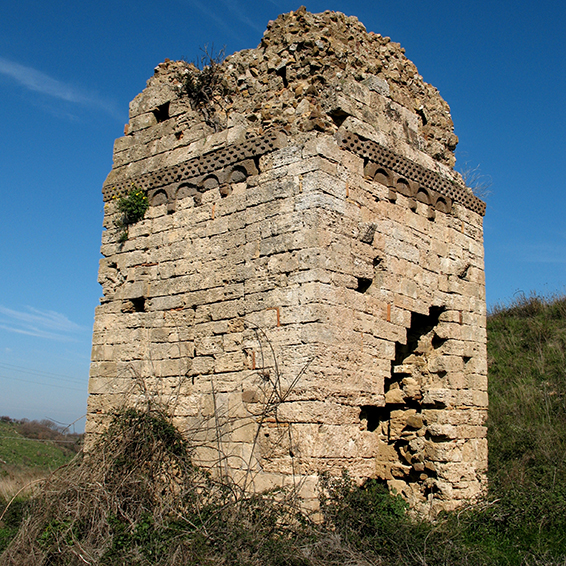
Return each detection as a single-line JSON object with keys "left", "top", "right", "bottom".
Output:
{"left": 356, "top": 277, "right": 373, "bottom": 293}
{"left": 359, "top": 405, "right": 390, "bottom": 432}
{"left": 131, "top": 297, "right": 146, "bottom": 312}
{"left": 152, "top": 102, "right": 170, "bottom": 123}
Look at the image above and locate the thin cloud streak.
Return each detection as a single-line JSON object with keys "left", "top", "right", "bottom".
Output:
{"left": 219, "top": 0, "right": 264, "bottom": 33}
{"left": 186, "top": 0, "right": 264, "bottom": 40}
{"left": 186, "top": 0, "right": 242, "bottom": 40}
{"left": 0, "top": 324, "right": 77, "bottom": 341}
{"left": 0, "top": 57, "right": 122, "bottom": 119}
{"left": 0, "top": 305, "right": 85, "bottom": 341}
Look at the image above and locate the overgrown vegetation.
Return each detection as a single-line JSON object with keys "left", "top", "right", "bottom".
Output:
{"left": 181, "top": 46, "right": 230, "bottom": 130}
{"left": 0, "top": 409, "right": 313, "bottom": 565}
{"left": 0, "top": 418, "right": 82, "bottom": 555}
{"left": 2, "top": 294, "right": 566, "bottom": 564}
{"left": 459, "top": 162, "right": 492, "bottom": 199}
{"left": 114, "top": 186, "right": 149, "bottom": 242}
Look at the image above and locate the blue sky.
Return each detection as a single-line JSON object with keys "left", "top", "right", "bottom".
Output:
{"left": 0, "top": 0, "right": 564, "bottom": 428}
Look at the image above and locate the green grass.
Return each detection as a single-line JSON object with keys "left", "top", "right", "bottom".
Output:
{"left": 487, "top": 294, "right": 566, "bottom": 487}
{"left": 2, "top": 293, "right": 566, "bottom": 565}
{"left": 0, "top": 421, "right": 76, "bottom": 471}
{"left": 0, "top": 419, "right": 81, "bottom": 554}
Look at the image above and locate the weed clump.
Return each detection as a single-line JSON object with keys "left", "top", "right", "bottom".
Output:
{"left": 181, "top": 47, "right": 230, "bottom": 130}
{"left": 114, "top": 186, "right": 149, "bottom": 242}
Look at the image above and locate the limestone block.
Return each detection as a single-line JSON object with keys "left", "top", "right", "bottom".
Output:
{"left": 466, "top": 373, "right": 488, "bottom": 392}
{"left": 463, "top": 439, "right": 488, "bottom": 470}
{"left": 189, "top": 356, "right": 215, "bottom": 376}
{"left": 447, "top": 372, "right": 466, "bottom": 390}
{"left": 276, "top": 401, "right": 360, "bottom": 426}
{"left": 87, "top": 377, "right": 134, "bottom": 396}
{"left": 428, "top": 355, "right": 464, "bottom": 373}
{"left": 128, "top": 112, "right": 158, "bottom": 133}
{"left": 400, "top": 378, "right": 421, "bottom": 400}
{"left": 422, "top": 388, "right": 454, "bottom": 407}
{"left": 389, "top": 409, "right": 416, "bottom": 439}
{"left": 427, "top": 423, "right": 457, "bottom": 439}
{"left": 89, "top": 361, "right": 118, "bottom": 379}
{"left": 214, "top": 351, "right": 246, "bottom": 373}
{"left": 406, "top": 414, "right": 424, "bottom": 430}
{"left": 385, "top": 388, "right": 406, "bottom": 405}
{"left": 455, "top": 425, "right": 487, "bottom": 439}
{"left": 194, "top": 336, "right": 224, "bottom": 356}
{"left": 426, "top": 441, "right": 463, "bottom": 463}
{"left": 307, "top": 424, "right": 380, "bottom": 459}
{"left": 294, "top": 191, "right": 346, "bottom": 214}
{"left": 230, "top": 419, "right": 259, "bottom": 443}
{"left": 147, "top": 294, "right": 184, "bottom": 312}
{"left": 472, "top": 390, "right": 489, "bottom": 408}
{"left": 90, "top": 344, "right": 115, "bottom": 362}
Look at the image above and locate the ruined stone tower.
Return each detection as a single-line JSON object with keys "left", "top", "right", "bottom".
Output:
{"left": 87, "top": 8, "right": 488, "bottom": 512}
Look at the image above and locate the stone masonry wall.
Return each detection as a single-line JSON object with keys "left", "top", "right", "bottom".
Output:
{"left": 88, "top": 8, "right": 487, "bottom": 514}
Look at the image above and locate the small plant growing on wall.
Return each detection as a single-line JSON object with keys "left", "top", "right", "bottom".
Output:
{"left": 114, "top": 185, "right": 149, "bottom": 242}
{"left": 181, "top": 46, "right": 230, "bottom": 130}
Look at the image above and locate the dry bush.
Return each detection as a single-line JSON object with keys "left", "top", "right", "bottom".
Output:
{"left": 459, "top": 162, "right": 492, "bottom": 199}
{"left": 5, "top": 400, "right": 566, "bottom": 565}
{"left": 5, "top": 299, "right": 566, "bottom": 564}
{"left": 2, "top": 409, "right": 200, "bottom": 565}
{"left": 1, "top": 408, "right": 315, "bottom": 566}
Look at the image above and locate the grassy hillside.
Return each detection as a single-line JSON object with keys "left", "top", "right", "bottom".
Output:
{"left": 0, "top": 419, "right": 82, "bottom": 553}
{"left": 0, "top": 419, "right": 78, "bottom": 471}
{"left": 1, "top": 294, "right": 565, "bottom": 565}
{"left": 488, "top": 294, "right": 566, "bottom": 487}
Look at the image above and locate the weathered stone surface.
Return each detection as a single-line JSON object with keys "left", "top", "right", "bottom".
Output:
{"left": 87, "top": 8, "right": 487, "bottom": 516}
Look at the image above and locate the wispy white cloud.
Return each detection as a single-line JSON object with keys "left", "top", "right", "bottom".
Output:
{"left": 219, "top": 0, "right": 265, "bottom": 33}
{"left": 0, "top": 56, "right": 122, "bottom": 120}
{"left": 186, "top": 0, "right": 263, "bottom": 39}
{"left": 0, "top": 306, "right": 85, "bottom": 342}
{"left": 521, "top": 246, "right": 566, "bottom": 264}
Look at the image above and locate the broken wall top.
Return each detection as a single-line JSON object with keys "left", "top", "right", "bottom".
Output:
{"left": 107, "top": 8, "right": 484, "bottom": 216}
{"left": 133, "top": 9, "right": 456, "bottom": 155}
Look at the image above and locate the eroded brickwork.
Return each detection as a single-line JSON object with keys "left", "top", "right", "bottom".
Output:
{"left": 88, "top": 8, "right": 487, "bottom": 514}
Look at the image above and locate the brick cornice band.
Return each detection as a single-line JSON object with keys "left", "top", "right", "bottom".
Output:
{"left": 102, "top": 129, "right": 286, "bottom": 202}
{"left": 338, "top": 132, "right": 486, "bottom": 216}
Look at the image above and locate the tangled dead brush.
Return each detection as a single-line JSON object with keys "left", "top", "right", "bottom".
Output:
{"left": 0, "top": 406, "right": 446, "bottom": 565}
{"left": 0, "top": 408, "right": 322, "bottom": 566}
{"left": 2, "top": 409, "right": 194, "bottom": 565}
{"left": 5, "top": 296, "right": 566, "bottom": 564}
